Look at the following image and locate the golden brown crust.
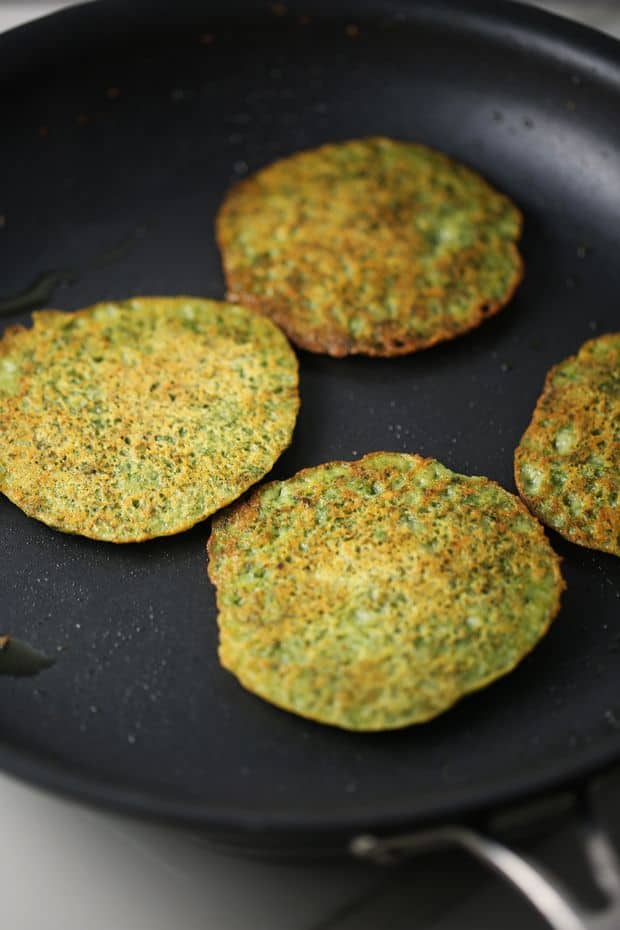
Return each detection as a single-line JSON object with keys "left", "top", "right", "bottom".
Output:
{"left": 0, "top": 296, "right": 299, "bottom": 543}
{"left": 225, "top": 250, "right": 524, "bottom": 357}
{"left": 217, "top": 137, "right": 524, "bottom": 357}
{"left": 514, "top": 333, "right": 619, "bottom": 556}
{"left": 208, "top": 452, "right": 564, "bottom": 730}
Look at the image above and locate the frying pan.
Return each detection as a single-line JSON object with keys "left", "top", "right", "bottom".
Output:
{"left": 0, "top": 0, "right": 619, "bottom": 892}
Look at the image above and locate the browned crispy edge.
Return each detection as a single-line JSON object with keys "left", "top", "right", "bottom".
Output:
{"left": 514, "top": 340, "right": 619, "bottom": 557}
{"left": 215, "top": 142, "right": 525, "bottom": 358}
{"left": 207, "top": 451, "right": 565, "bottom": 730}
{"left": 0, "top": 297, "right": 300, "bottom": 544}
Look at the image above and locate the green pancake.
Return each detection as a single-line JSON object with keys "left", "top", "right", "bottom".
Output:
{"left": 515, "top": 333, "right": 620, "bottom": 556}
{"left": 0, "top": 297, "right": 299, "bottom": 542}
{"left": 208, "top": 453, "right": 563, "bottom": 730}
{"left": 217, "top": 137, "right": 523, "bottom": 357}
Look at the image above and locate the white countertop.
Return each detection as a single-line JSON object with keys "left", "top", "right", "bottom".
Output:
{"left": 2, "top": 3, "right": 620, "bottom": 929}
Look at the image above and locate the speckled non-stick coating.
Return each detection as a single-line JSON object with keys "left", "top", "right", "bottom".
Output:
{"left": 0, "top": 0, "right": 619, "bottom": 852}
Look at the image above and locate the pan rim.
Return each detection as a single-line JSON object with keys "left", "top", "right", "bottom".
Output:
{"left": 1, "top": 734, "right": 619, "bottom": 837}
{"left": 2, "top": 0, "right": 620, "bottom": 91}
{"left": 1, "top": 0, "right": 619, "bottom": 841}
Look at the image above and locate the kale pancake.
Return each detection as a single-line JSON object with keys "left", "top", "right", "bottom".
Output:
{"left": 217, "top": 137, "right": 523, "bottom": 357}
{"left": 0, "top": 297, "right": 299, "bottom": 542}
{"left": 515, "top": 333, "right": 620, "bottom": 556}
{"left": 208, "top": 453, "right": 563, "bottom": 730}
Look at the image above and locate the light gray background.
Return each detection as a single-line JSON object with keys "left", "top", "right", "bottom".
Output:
{"left": 1, "top": 2, "right": 619, "bottom": 928}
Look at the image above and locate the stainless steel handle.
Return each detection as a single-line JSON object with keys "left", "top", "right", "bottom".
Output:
{"left": 350, "top": 791, "right": 620, "bottom": 930}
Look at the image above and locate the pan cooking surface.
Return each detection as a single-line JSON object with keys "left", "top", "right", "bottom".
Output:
{"left": 0, "top": 0, "right": 619, "bottom": 846}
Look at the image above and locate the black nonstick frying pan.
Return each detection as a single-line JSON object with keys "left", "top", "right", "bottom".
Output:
{"left": 1, "top": 0, "right": 619, "bottom": 904}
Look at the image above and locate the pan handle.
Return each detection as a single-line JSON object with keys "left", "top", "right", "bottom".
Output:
{"left": 350, "top": 789, "right": 620, "bottom": 930}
